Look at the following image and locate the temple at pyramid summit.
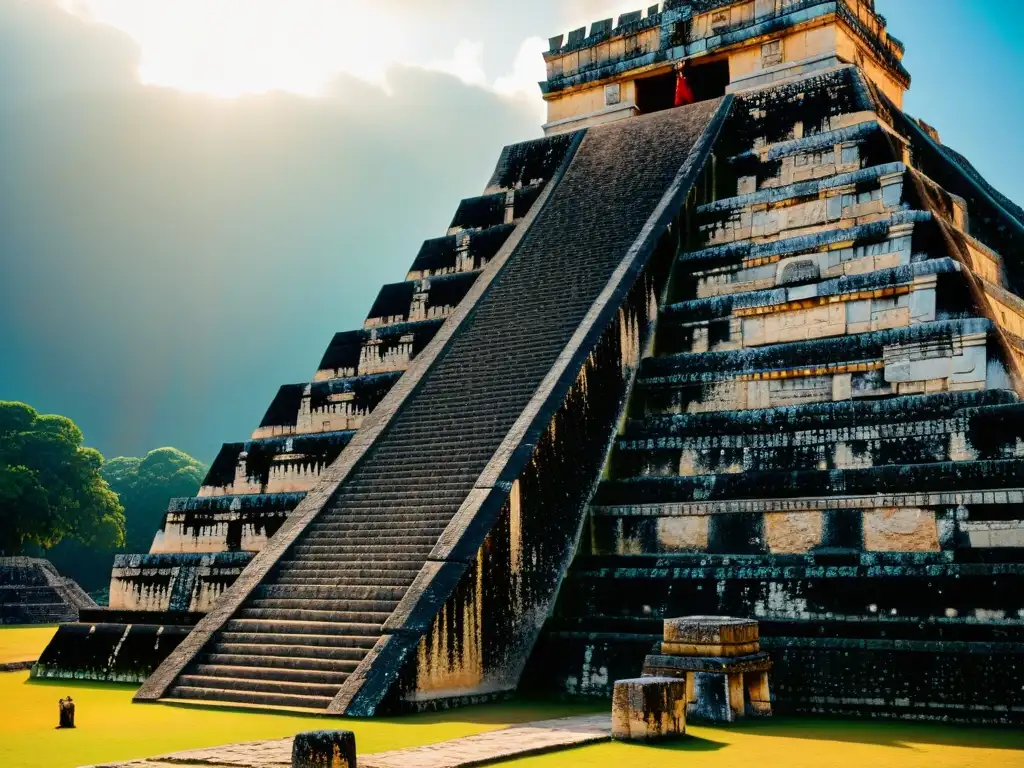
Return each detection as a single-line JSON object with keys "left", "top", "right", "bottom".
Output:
{"left": 35, "top": 0, "right": 1024, "bottom": 723}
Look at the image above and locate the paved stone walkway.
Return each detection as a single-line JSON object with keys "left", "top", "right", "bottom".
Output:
{"left": 84, "top": 713, "right": 611, "bottom": 768}
{"left": 0, "top": 660, "right": 35, "bottom": 672}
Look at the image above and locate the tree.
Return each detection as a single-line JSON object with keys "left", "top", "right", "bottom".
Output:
{"left": 103, "top": 448, "right": 207, "bottom": 554}
{"left": 0, "top": 401, "right": 125, "bottom": 555}
{"left": 45, "top": 447, "right": 207, "bottom": 591}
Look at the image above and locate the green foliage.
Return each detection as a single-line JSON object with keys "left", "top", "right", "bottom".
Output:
{"left": 45, "top": 446, "right": 207, "bottom": 591}
{"left": 102, "top": 447, "right": 207, "bottom": 554}
{"left": 0, "top": 401, "right": 125, "bottom": 555}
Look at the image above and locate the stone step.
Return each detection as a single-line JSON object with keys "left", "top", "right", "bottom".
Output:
{"left": 208, "top": 642, "right": 368, "bottom": 662}
{"left": 253, "top": 584, "right": 406, "bottom": 602}
{"left": 312, "top": 514, "right": 454, "bottom": 526}
{"left": 330, "top": 489, "right": 465, "bottom": 504}
{"left": 224, "top": 619, "right": 383, "bottom": 637}
{"left": 302, "top": 528, "right": 442, "bottom": 539}
{"left": 352, "top": 463, "right": 482, "bottom": 478}
{"left": 303, "top": 528, "right": 444, "bottom": 541}
{"left": 190, "top": 664, "right": 350, "bottom": 685}
{"left": 237, "top": 607, "right": 392, "bottom": 624}
{"left": 276, "top": 563, "right": 424, "bottom": 576}
{"left": 218, "top": 631, "right": 378, "bottom": 650}
{"left": 290, "top": 543, "right": 435, "bottom": 556}
{"left": 339, "top": 476, "right": 475, "bottom": 492}
{"left": 344, "top": 468, "right": 480, "bottom": 485}
{"left": 166, "top": 684, "right": 334, "bottom": 710}
{"left": 248, "top": 598, "right": 399, "bottom": 613}
{"left": 275, "top": 559, "right": 424, "bottom": 571}
{"left": 202, "top": 653, "right": 361, "bottom": 673}
{"left": 360, "top": 455, "right": 487, "bottom": 472}
{"left": 358, "top": 439, "right": 498, "bottom": 455}
{"left": 176, "top": 673, "right": 341, "bottom": 697}
{"left": 271, "top": 575, "right": 416, "bottom": 588}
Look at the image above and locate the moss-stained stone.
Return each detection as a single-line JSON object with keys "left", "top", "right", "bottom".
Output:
{"left": 611, "top": 677, "right": 686, "bottom": 741}
{"left": 292, "top": 731, "right": 356, "bottom": 768}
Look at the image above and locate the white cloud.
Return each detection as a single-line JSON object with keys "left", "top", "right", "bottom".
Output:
{"left": 51, "top": 0, "right": 555, "bottom": 126}
{"left": 49, "top": 0, "right": 657, "bottom": 124}
{"left": 55, "top": 0, "right": 408, "bottom": 96}
{"left": 426, "top": 40, "right": 488, "bottom": 88}
{"left": 493, "top": 37, "right": 549, "bottom": 123}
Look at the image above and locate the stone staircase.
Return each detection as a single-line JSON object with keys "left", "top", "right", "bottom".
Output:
{"left": 157, "top": 99, "right": 727, "bottom": 710}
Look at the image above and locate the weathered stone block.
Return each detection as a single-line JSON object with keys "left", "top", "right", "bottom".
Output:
{"left": 687, "top": 670, "right": 769, "bottom": 723}
{"left": 661, "top": 640, "right": 760, "bottom": 657}
{"left": 663, "top": 616, "right": 758, "bottom": 645}
{"left": 642, "top": 637, "right": 773, "bottom": 724}
{"left": 612, "top": 677, "right": 686, "bottom": 741}
{"left": 292, "top": 731, "right": 356, "bottom": 768}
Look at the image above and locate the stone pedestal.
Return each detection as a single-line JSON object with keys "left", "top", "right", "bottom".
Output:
{"left": 644, "top": 616, "right": 772, "bottom": 724}
{"left": 291, "top": 731, "right": 356, "bottom": 768}
{"left": 611, "top": 676, "right": 687, "bottom": 741}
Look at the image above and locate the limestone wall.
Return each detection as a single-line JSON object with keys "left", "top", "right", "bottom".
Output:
{"left": 532, "top": 65, "right": 1024, "bottom": 724}
{"left": 108, "top": 553, "right": 252, "bottom": 614}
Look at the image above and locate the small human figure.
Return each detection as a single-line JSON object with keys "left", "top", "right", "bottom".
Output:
{"left": 57, "top": 696, "right": 75, "bottom": 729}
{"left": 674, "top": 60, "right": 696, "bottom": 107}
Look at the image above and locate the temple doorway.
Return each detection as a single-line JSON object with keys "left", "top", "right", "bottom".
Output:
{"left": 634, "top": 59, "right": 732, "bottom": 115}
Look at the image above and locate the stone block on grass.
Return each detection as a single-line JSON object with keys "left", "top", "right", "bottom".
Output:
{"left": 292, "top": 730, "right": 356, "bottom": 768}
{"left": 612, "top": 677, "right": 686, "bottom": 742}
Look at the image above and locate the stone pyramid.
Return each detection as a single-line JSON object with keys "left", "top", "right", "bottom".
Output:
{"left": 40, "top": 0, "right": 1024, "bottom": 724}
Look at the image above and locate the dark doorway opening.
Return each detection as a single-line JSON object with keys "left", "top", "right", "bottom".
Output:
{"left": 689, "top": 59, "right": 731, "bottom": 101}
{"left": 634, "top": 59, "right": 732, "bottom": 115}
{"left": 635, "top": 71, "right": 676, "bottom": 114}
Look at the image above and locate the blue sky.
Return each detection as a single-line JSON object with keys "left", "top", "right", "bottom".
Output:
{"left": 0, "top": 0, "right": 1021, "bottom": 463}
{"left": 882, "top": 0, "right": 1024, "bottom": 206}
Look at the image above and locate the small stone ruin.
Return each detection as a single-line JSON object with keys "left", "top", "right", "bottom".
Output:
{"left": 0, "top": 557, "right": 95, "bottom": 625}
{"left": 291, "top": 730, "right": 356, "bottom": 768}
{"left": 612, "top": 676, "right": 687, "bottom": 741}
{"left": 643, "top": 616, "right": 772, "bottom": 723}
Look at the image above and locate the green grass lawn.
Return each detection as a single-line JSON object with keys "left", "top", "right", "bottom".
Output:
{"left": 508, "top": 718, "right": 1024, "bottom": 768}
{"left": 0, "top": 669, "right": 595, "bottom": 768}
{"left": 2, "top": 626, "right": 1021, "bottom": 768}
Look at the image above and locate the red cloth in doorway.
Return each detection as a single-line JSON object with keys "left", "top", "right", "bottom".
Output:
{"left": 674, "top": 71, "right": 695, "bottom": 107}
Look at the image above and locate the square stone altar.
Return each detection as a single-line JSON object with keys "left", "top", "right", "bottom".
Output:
{"left": 642, "top": 616, "right": 772, "bottom": 723}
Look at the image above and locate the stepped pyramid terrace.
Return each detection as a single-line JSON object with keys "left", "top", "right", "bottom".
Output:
{"left": 34, "top": 0, "right": 1024, "bottom": 724}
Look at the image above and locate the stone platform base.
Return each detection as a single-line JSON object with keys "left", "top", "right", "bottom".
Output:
{"left": 643, "top": 652, "right": 772, "bottom": 723}
{"left": 34, "top": 622, "right": 192, "bottom": 682}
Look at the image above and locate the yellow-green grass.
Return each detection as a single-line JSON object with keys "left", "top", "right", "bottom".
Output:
{"left": 0, "top": 625, "right": 58, "bottom": 664}
{"left": 508, "top": 718, "right": 1024, "bottom": 768}
{"left": 0, "top": 670, "right": 596, "bottom": 768}
{"left": 1, "top": 624, "right": 1020, "bottom": 768}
